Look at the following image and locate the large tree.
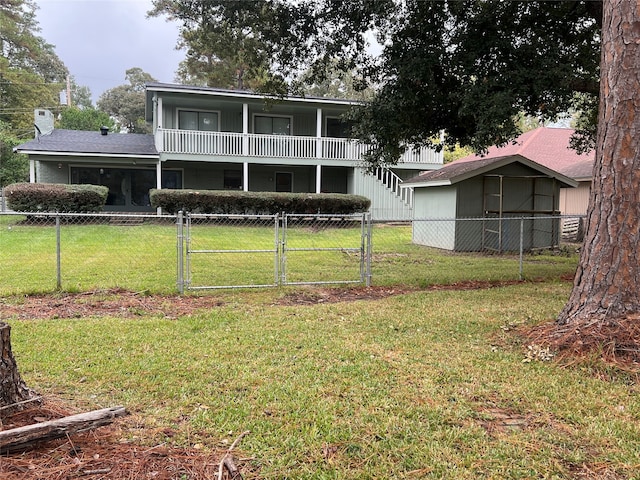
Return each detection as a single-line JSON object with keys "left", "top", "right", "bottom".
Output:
{"left": 148, "top": 0, "right": 291, "bottom": 92}
{"left": 1, "top": 0, "right": 67, "bottom": 188}
{"left": 0, "top": 0, "right": 68, "bottom": 136}
{"left": 0, "top": 121, "right": 28, "bottom": 187}
{"left": 556, "top": 0, "right": 640, "bottom": 330}
{"left": 97, "top": 67, "right": 156, "bottom": 133}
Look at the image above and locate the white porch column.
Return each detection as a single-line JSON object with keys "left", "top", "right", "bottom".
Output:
{"left": 157, "top": 95, "right": 163, "bottom": 128}
{"left": 242, "top": 103, "right": 249, "bottom": 156}
{"left": 155, "top": 95, "right": 164, "bottom": 152}
{"left": 243, "top": 162, "right": 249, "bottom": 192}
{"left": 156, "top": 160, "right": 162, "bottom": 215}
{"left": 156, "top": 160, "right": 162, "bottom": 190}
{"left": 316, "top": 108, "right": 323, "bottom": 159}
{"left": 29, "top": 159, "right": 35, "bottom": 183}
{"left": 316, "top": 164, "right": 322, "bottom": 193}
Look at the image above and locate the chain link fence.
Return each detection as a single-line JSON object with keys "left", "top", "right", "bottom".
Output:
{"left": 181, "top": 213, "right": 370, "bottom": 291}
{"left": 0, "top": 212, "right": 583, "bottom": 295}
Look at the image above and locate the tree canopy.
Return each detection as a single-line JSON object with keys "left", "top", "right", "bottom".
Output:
{"left": 0, "top": 0, "right": 69, "bottom": 187}
{"left": 155, "top": 0, "right": 602, "bottom": 163}
{"left": 0, "top": 0, "right": 68, "bottom": 137}
{"left": 149, "top": 0, "right": 287, "bottom": 92}
{"left": 58, "top": 106, "right": 116, "bottom": 132}
{"left": 97, "top": 68, "right": 156, "bottom": 134}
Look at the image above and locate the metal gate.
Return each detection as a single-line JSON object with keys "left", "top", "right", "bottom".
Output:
{"left": 177, "top": 212, "right": 371, "bottom": 292}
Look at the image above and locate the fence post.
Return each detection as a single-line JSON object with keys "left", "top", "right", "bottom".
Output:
{"left": 280, "top": 212, "right": 287, "bottom": 285}
{"left": 274, "top": 213, "right": 281, "bottom": 286}
{"left": 519, "top": 217, "right": 524, "bottom": 281}
{"left": 176, "top": 211, "right": 184, "bottom": 294}
{"left": 56, "top": 214, "right": 62, "bottom": 290}
{"left": 365, "top": 213, "right": 372, "bottom": 287}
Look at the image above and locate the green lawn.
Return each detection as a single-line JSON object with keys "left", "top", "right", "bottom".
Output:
{"left": 10, "top": 282, "right": 639, "bottom": 479}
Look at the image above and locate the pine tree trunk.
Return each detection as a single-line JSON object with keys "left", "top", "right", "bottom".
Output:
{"left": 0, "top": 322, "right": 36, "bottom": 413}
{"left": 557, "top": 0, "right": 640, "bottom": 325}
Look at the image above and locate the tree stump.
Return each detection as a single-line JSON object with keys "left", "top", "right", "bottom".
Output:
{"left": 0, "top": 322, "right": 37, "bottom": 415}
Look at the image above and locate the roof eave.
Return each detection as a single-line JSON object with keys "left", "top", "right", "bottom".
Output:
{"left": 145, "top": 82, "right": 360, "bottom": 107}
{"left": 401, "top": 179, "right": 453, "bottom": 188}
{"left": 16, "top": 150, "right": 159, "bottom": 160}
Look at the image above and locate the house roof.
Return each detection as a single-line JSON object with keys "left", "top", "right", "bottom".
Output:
{"left": 145, "top": 82, "right": 359, "bottom": 111}
{"left": 457, "top": 127, "right": 594, "bottom": 180}
{"left": 402, "top": 154, "right": 578, "bottom": 188}
{"left": 15, "top": 129, "right": 158, "bottom": 158}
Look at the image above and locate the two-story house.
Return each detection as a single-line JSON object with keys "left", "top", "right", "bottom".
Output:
{"left": 15, "top": 83, "right": 443, "bottom": 219}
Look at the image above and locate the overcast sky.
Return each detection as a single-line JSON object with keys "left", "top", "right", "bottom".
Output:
{"left": 35, "top": 0, "right": 185, "bottom": 103}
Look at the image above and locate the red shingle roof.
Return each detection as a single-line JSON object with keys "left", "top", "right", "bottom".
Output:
{"left": 457, "top": 127, "right": 593, "bottom": 179}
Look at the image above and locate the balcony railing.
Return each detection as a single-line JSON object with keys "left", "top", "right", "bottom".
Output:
{"left": 156, "top": 128, "right": 442, "bottom": 164}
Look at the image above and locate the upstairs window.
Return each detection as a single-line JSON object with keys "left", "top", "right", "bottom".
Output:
{"left": 255, "top": 115, "right": 291, "bottom": 136}
{"left": 326, "top": 117, "right": 354, "bottom": 138}
{"left": 178, "top": 110, "right": 219, "bottom": 131}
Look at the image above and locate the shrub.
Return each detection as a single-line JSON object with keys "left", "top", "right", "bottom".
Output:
{"left": 150, "top": 189, "right": 371, "bottom": 215}
{"left": 4, "top": 183, "right": 108, "bottom": 212}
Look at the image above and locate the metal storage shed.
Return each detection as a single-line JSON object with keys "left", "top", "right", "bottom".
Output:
{"left": 402, "top": 154, "right": 578, "bottom": 252}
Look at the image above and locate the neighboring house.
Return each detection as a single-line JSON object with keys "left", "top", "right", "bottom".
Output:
{"left": 455, "top": 127, "right": 594, "bottom": 216}
{"left": 15, "top": 83, "right": 442, "bottom": 218}
{"left": 402, "top": 155, "right": 577, "bottom": 252}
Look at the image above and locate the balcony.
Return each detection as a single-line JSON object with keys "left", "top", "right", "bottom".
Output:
{"left": 156, "top": 128, "right": 442, "bottom": 165}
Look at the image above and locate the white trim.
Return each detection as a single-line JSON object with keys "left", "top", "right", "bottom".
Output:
{"left": 401, "top": 180, "right": 452, "bottom": 188}
{"left": 19, "top": 151, "right": 159, "bottom": 160}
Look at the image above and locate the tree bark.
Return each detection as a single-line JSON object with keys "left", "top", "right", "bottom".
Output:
{"left": 0, "top": 322, "right": 37, "bottom": 414}
{"left": 558, "top": 0, "right": 640, "bottom": 325}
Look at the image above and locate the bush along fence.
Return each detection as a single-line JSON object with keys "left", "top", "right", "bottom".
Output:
{"left": 0, "top": 212, "right": 584, "bottom": 295}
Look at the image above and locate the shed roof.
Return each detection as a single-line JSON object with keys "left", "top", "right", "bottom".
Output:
{"left": 402, "top": 154, "right": 578, "bottom": 188}
{"left": 15, "top": 129, "right": 158, "bottom": 158}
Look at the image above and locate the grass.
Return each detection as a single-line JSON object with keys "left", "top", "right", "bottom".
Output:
{"left": 9, "top": 281, "right": 640, "bottom": 479}
{"left": 0, "top": 216, "right": 579, "bottom": 295}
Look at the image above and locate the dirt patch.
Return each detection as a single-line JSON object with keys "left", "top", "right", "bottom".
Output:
{"left": 0, "top": 281, "right": 531, "bottom": 320}
{"left": 276, "top": 280, "right": 526, "bottom": 306}
{"left": 0, "top": 289, "right": 226, "bottom": 321}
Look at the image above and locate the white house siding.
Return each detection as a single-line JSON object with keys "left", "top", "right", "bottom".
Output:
{"left": 411, "top": 187, "right": 457, "bottom": 250}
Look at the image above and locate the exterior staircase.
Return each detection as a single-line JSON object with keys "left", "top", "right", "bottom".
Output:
{"left": 352, "top": 167, "right": 414, "bottom": 221}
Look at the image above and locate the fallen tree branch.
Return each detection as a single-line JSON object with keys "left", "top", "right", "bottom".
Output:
{"left": 0, "top": 406, "right": 127, "bottom": 453}
{"left": 218, "top": 430, "right": 250, "bottom": 480}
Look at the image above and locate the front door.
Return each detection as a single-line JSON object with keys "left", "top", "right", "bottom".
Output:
{"left": 275, "top": 172, "right": 293, "bottom": 192}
